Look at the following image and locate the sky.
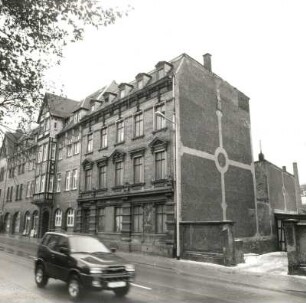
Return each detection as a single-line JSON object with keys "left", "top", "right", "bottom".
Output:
{"left": 46, "top": 0, "right": 306, "bottom": 184}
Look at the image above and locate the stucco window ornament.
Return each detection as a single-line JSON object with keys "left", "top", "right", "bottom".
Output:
{"left": 148, "top": 137, "right": 168, "bottom": 153}
{"left": 110, "top": 149, "right": 126, "bottom": 163}
{"left": 82, "top": 158, "right": 94, "bottom": 171}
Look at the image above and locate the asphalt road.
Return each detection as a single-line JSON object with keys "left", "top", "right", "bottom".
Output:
{"left": 0, "top": 250, "right": 306, "bottom": 303}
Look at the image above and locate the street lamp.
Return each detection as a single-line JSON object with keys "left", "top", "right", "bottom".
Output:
{"left": 155, "top": 110, "right": 181, "bottom": 260}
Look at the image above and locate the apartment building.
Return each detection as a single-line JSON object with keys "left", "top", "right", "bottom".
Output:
{"left": 0, "top": 52, "right": 302, "bottom": 259}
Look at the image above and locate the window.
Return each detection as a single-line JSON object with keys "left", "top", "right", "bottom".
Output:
{"left": 97, "top": 208, "right": 105, "bottom": 232}
{"left": 155, "top": 151, "right": 166, "bottom": 180}
{"left": 100, "top": 127, "right": 108, "bottom": 149}
{"left": 30, "top": 180, "right": 34, "bottom": 197}
{"left": 115, "top": 207, "right": 123, "bottom": 232}
{"left": 85, "top": 169, "right": 92, "bottom": 191}
{"left": 158, "top": 68, "right": 165, "bottom": 80}
{"left": 37, "top": 145, "right": 43, "bottom": 163}
{"left": 120, "top": 89, "right": 125, "bottom": 99}
{"left": 54, "top": 209, "right": 62, "bottom": 227}
{"left": 99, "top": 165, "right": 107, "bottom": 189}
{"left": 26, "top": 181, "right": 31, "bottom": 198}
{"left": 51, "top": 143, "right": 56, "bottom": 160}
{"left": 42, "top": 143, "right": 48, "bottom": 161}
{"left": 40, "top": 174, "right": 45, "bottom": 192}
{"left": 56, "top": 173, "right": 61, "bottom": 192}
{"left": 65, "top": 171, "right": 71, "bottom": 191}
{"left": 116, "top": 121, "right": 124, "bottom": 143}
{"left": 58, "top": 147, "right": 63, "bottom": 160}
{"left": 19, "top": 184, "right": 23, "bottom": 200}
{"left": 133, "top": 206, "right": 143, "bottom": 233}
{"left": 133, "top": 156, "right": 144, "bottom": 184}
{"left": 134, "top": 112, "right": 143, "bottom": 138}
{"left": 15, "top": 185, "right": 19, "bottom": 201}
{"left": 24, "top": 212, "right": 31, "bottom": 235}
{"left": 155, "top": 104, "right": 166, "bottom": 130}
{"left": 66, "top": 209, "right": 75, "bottom": 227}
{"left": 13, "top": 212, "right": 21, "bottom": 234}
{"left": 156, "top": 205, "right": 167, "bottom": 233}
{"left": 67, "top": 144, "right": 73, "bottom": 157}
{"left": 48, "top": 175, "right": 54, "bottom": 193}
{"left": 87, "top": 133, "right": 93, "bottom": 153}
{"left": 0, "top": 167, "right": 5, "bottom": 181}
{"left": 115, "top": 161, "right": 123, "bottom": 186}
{"left": 72, "top": 169, "right": 78, "bottom": 189}
{"left": 137, "top": 79, "right": 143, "bottom": 89}
{"left": 35, "top": 176, "right": 40, "bottom": 193}
{"left": 73, "top": 141, "right": 80, "bottom": 155}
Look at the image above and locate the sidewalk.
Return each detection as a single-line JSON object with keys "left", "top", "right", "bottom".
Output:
{"left": 1, "top": 233, "right": 306, "bottom": 294}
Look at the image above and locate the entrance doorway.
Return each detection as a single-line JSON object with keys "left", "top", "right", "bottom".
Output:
{"left": 82, "top": 209, "right": 90, "bottom": 233}
{"left": 276, "top": 218, "right": 286, "bottom": 251}
{"left": 41, "top": 210, "right": 49, "bottom": 236}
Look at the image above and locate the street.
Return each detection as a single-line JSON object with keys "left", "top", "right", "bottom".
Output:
{"left": 1, "top": 248, "right": 306, "bottom": 303}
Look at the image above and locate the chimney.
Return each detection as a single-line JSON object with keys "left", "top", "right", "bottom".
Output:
{"left": 282, "top": 166, "right": 286, "bottom": 172}
{"left": 203, "top": 53, "right": 212, "bottom": 72}
{"left": 293, "top": 162, "right": 302, "bottom": 210}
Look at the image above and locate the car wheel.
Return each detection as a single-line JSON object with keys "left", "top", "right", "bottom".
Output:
{"left": 113, "top": 283, "right": 130, "bottom": 297}
{"left": 68, "top": 274, "right": 83, "bottom": 301}
{"left": 35, "top": 264, "right": 48, "bottom": 288}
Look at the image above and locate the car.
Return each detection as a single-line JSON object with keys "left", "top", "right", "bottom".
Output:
{"left": 34, "top": 232, "right": 135, "bottom": 301}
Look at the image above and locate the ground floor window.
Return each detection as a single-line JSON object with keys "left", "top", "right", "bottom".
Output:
{"left": 132, "top": 205, "right": 143, "bottom": 233}
{"left": 31, "top": 211, "right": 39, "bottom": 237}
{"left": 54, "top": 209, "right": 62, "bottom": 227}
{"left": 4, "top": 213, "right": 10, "bottom": 233}
{"left": 156, "top": 205, "right": 167, "bottom": 233}
{"left": 13, "top": 212, "right": 21, "bottom": 234}
{"left": 66, "top": 208, "right": 75, "bottom": 227}
{"left": 97, "top": 208, "right": 105, "bottom": 232}
{"left": 115, "top": 207, "right": 123, "bottom": 232}
{"left": 23, "top": 212, "right": 31, "bottom": 235}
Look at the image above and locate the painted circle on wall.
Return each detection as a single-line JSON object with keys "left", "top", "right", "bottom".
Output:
{"left": 214, "top": 147, "right": 229, "bottom": 173}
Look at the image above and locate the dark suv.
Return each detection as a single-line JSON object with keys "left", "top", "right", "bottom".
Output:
{"left": 34, "top": 232, "right": 135, "bottom": 301}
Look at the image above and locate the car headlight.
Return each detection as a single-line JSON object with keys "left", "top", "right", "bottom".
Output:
{"left": 90, "top": 268, "right": 103, "bottom": 274}
{"left": 125, "top": 264, "right": 135, "bottom": 272}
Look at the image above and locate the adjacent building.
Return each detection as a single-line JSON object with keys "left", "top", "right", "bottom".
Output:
{"left": 0, "top": 52, "right": 303, "bottom": 260}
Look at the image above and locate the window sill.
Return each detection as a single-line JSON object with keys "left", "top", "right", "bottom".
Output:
{"left": 112, "top": 185, "right": 124, "bottom": 191}
{"left": 132, "top": 135, "right": 145, "bottom": 141}
{"left": 130, "top": 182, "right": 145, "bottom": 188}
{"left": 114, "top": 141, "right": 125, "bottom": 147}
{"left": 99, "top": 147, "right": 108, "bottom": 151}
{"left": 85, "top": 151, "right": 93, "bottom": 156}
{"left": 152, "top": 127, "right": 168, "bottom": 135}
{"left": 97, "top": 188, "right": 107, "bottom": 192}
{"left": 151, "top": 179, "right": 168, "bottom": 185}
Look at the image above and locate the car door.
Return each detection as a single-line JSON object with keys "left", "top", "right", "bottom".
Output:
{"left": 44, "top": 234, "right": 60, "bottom": 278}
{"left": 52, "top": 235, "right": 71, "bottom": 281}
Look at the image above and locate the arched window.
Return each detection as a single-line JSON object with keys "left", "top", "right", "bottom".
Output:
{"left": 32, "top": 210, "right": 39, "bottom": 237}
{"left": 13, "top": 212, "right": 21, "bottom": 234}
{"left": 54, "top": 209, "right": 62, "bottom": 227}
{"left": 66, "top": 208, "right": 75, "bottom": 227}
{"left": 4, "top": 213, "right": 11, "bottom": 233}
{"left": 24, "top": 211, "right": 31, "bottom": 235}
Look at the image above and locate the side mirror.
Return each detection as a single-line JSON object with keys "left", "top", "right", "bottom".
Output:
{"left": 59, "top": 246, "right": 69, "bottom": 255}
{"left": 110, "top": 248, "right": 116, "bottom": 253}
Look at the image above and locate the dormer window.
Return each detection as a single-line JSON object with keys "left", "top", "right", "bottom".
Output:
{"left": 155, "top": 61, "right": 173, "bottom": 80}
{"left": 118, "top": 83, "right": 133, "bottom": 99}
{"left": 120, "top": 89, "right": 126, "bottom": 99}
{"left": 137, "top": 79, "right": 144, "bottom": 90}
{"left": 136, "top": 73, "right": 151, "bottom": 90}
{"left": 103, "top": 91, "right": 117, "bottom": 103}
{"left": 90, "top": 102, "right": 95, "bottom": 112}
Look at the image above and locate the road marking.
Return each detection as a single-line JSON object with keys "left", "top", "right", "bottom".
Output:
{"left": 131, "top": 283, "right": 152, "bottom": 290}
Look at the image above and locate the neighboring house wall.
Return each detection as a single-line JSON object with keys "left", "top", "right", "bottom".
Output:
{"left": 176, "top": 54, "right": 257, "bottom": 243}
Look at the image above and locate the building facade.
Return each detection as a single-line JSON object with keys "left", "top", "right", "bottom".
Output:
{"left": 0, "top": 52, "right": 302, "bottom": 258}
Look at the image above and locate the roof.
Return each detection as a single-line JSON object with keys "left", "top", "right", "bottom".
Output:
{"left": 37, "top": 93, "right": 80, "bottom": 122}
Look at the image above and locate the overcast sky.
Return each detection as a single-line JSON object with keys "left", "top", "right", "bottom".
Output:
{"left": 46, "top": 0, "right": 306, "bottom": 184}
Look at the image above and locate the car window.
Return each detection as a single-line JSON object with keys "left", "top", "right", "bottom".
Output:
{"left": 41, "top": 234, "right": 51, "bottom": 246}
{"left": 46, "top": 235, "right": 59, "bottom": 251}
{"left": 69, "top": 236, "right": 110, "bottom": 253}
{"left": 55, "top": 236, "right": 69, "bottom": 252}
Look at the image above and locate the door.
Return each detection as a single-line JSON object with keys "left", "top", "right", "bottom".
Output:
{"left": 276, "top": 218, "right": 286, "bottom": 251}
{"left": 52, "top": 235, "right": 70, "bottom": 281}
{"left": 82, "top": 209, "right": 90, "bottom": 233}
{"left": 41, "top": 210, "right": 49, "bottom": 237}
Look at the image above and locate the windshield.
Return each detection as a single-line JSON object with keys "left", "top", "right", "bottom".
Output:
{"left": 69, "top": 236, "right": 110, "bottom": 254}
